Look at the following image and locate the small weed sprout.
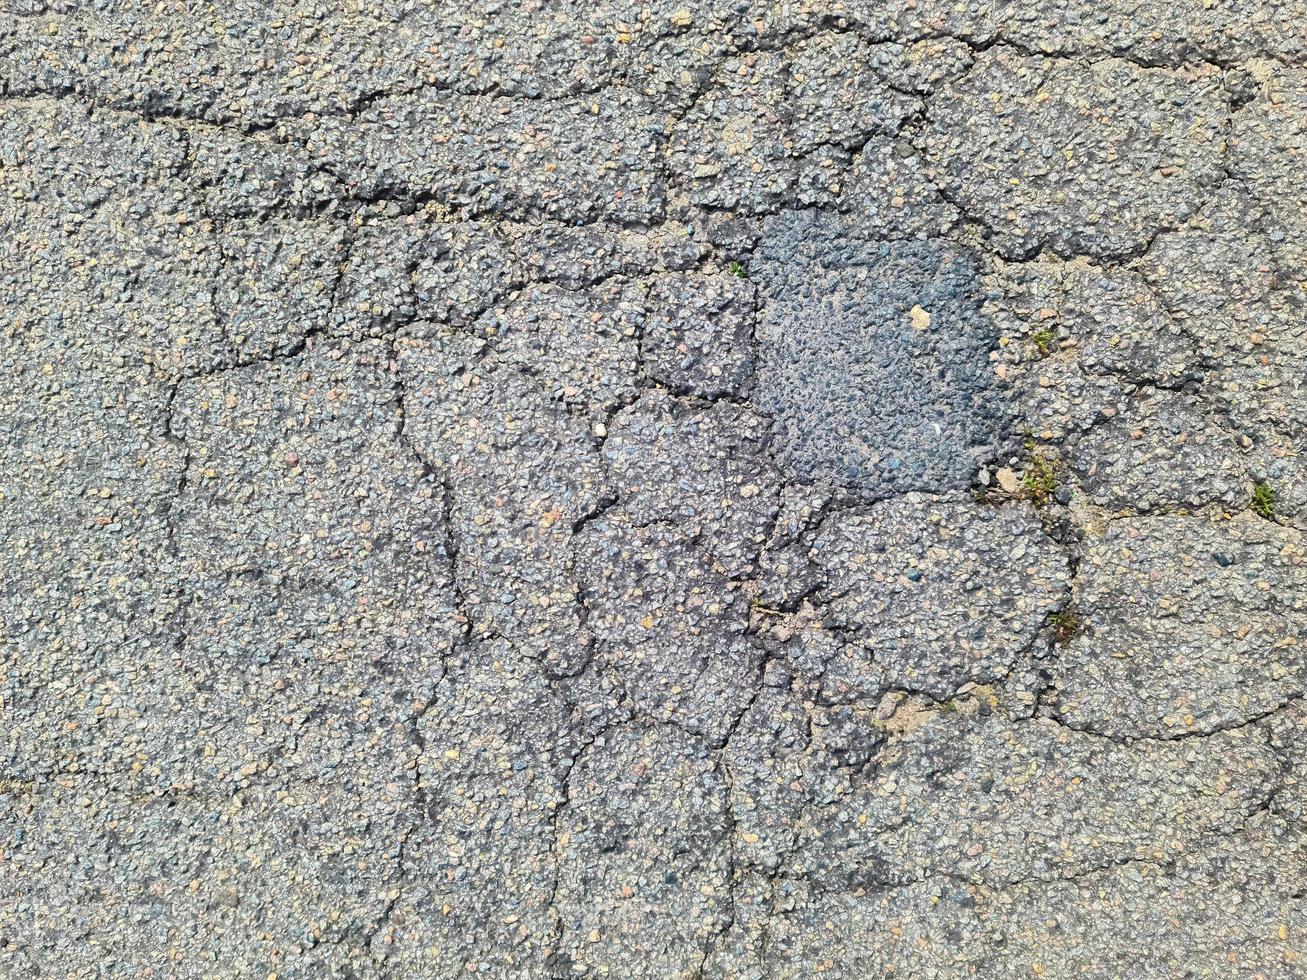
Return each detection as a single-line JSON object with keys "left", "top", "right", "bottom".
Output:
{"left": 728, "top": 260, "right": 747, "bottom": 279}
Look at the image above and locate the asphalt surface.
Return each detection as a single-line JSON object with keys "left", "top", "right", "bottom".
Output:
{"left": 2, "top": 3, "right": 1305, "bottom": 978}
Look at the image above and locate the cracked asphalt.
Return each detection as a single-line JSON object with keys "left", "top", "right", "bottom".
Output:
{"left": 2, "top": 3, "right": 1305, "bottom": 978}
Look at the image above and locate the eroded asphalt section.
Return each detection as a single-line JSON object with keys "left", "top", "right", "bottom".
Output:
{"left": 2, "top": 3, "right": 1306, "bottom": 977}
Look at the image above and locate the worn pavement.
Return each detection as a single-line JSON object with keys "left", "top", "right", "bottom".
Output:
{"left": 2, "top": 2, "right": 1306, "bottom": 977}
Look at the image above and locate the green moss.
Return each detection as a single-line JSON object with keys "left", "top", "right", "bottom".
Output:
{"left": 1251, "top": 482, "right": 1276, "bottom": 519}
{"left": 1031, "top": 328, "right": 1056, "bottom": 356}
{"left": 1048, "top": 608, "right": 1082, "bottom": 644}
{"left": 1022, "top": 452, "right": 1058, "bottom": 507}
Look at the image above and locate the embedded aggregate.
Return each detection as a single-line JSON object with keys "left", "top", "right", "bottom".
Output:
{"left": 4, "top": 5, "right": 1306, "bottom": 977}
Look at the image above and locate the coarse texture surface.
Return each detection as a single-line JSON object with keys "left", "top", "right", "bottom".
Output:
{"left": 3, "top": 4, "right": 1306, "bottom": 978}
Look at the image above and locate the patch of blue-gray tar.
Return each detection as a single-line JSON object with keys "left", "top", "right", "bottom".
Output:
{"left": 753, "top": 211, "right": 1014, "bottom": 498}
